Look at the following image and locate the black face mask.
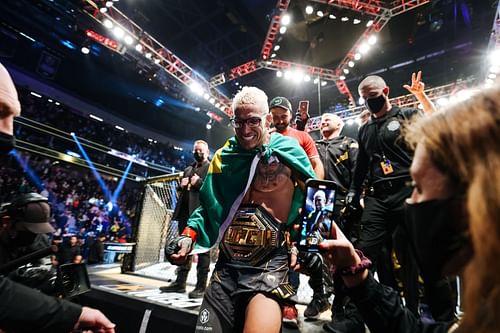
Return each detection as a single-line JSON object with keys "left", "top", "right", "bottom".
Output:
{"left": 0, "top": 132, "right": 15, "bottom": 155}
{"left": 404, "top": 198, "right": 472, "bottom": 283}
{"left": 364, "top": 94, "right": 386, "bottom": 114}
{"left": 193, "top": 152, "right": 205, "bottom": 163}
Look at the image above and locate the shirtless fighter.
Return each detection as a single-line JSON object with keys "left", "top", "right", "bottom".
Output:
{"left": 166, "top": 86, "right": 316, "bottom": 333}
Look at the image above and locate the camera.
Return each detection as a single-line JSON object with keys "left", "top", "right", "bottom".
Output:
{"left": 0, "top": 192, "right": 91, "bottom": 298}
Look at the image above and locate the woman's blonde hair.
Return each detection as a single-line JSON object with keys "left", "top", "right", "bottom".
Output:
{"left": 405, "top": 85, "right": 500, "bottom": 332}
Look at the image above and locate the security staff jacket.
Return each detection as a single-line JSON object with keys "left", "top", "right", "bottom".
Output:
{"left": 315, "top": 135, "right": 359, "bottom": 194}
{"left": 351, "top": 106, "right": 419, "bottom": 194}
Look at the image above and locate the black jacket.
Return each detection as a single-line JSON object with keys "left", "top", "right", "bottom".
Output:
{"left": 172, "top": 160, "right": 210, "bottom": 231}
{"left": 0, "top": 276, "right": 82, "bottom": 332}
{"left": 348, "top": 274, "right": 455, "bottom": 333}
{"left": 351, "top": 106, "right": 419, "bottom": 193}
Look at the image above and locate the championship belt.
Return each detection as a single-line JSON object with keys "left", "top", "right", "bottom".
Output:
{"left": 221, "top": 204, "right": 285, "bottom": 266}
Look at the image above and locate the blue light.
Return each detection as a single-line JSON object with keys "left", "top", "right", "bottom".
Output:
{"left": 154, "top": 98, "right": 165, "bottom": 107}
{"left": 60, "top": 39, "right": 77, "bottom": 50}
{"left": 66, "top": 150, "right": 81, "bottom": 158}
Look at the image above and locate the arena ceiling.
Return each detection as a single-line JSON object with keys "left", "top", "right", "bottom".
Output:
{"left": 0, "top": 0, "right": 497, "bottom": 147}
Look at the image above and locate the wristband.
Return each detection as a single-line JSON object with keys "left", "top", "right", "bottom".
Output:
{"left": 339, "top": 249, "right": 372, "bottom": 276}
{"left": 181, "top": 227, "right": 197, "bottom": 242}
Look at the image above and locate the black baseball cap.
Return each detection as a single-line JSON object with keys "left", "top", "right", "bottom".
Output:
{"left": 269, "top": 96, "right": 292, "bottom": 113}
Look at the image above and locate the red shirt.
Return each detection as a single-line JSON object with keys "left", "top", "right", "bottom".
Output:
{"left": 271, "top": 127, "right": 319, "bottom": 160}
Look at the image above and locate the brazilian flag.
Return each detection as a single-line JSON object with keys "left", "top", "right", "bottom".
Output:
{"left": 187, "top": 132, "right": 316, "bottom": 249}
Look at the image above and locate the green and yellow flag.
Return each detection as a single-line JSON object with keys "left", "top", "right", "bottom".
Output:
{"left": 187, "top": 132, "right": 316, "bottom": 249}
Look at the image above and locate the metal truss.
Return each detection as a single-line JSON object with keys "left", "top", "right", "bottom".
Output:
{"left": 210, "top": 58, "right": 339, "bottom": 87}
{"left": 309, "top": 0, "right": 385, "bottom": 16}
{"left": 306, "top": 77, "right": 476, "bottom": 131}
{"left": 81, "top": 0, "right": 431, "bottom": 120}
{"left": 81, "top": 0, "right": 233, "bottom": 117}
{"left": 260, "top": 0, "right": 291, "bottom": 60}
{"left": 210, "top": 0, "right": 430, "bottom": 108}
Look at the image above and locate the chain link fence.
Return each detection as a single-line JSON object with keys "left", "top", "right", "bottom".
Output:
{"left": 122, "top": 174, "right": 181, "bottom": 272}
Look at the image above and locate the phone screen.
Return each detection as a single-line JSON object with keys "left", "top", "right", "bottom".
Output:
{"left": 299, "top": 179, "right": 337, "bottom": 252}
{"left": 298, "top": 100, "right": 309, "bottom": 119}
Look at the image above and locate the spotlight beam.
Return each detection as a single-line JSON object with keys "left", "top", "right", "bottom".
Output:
{"left": 72, "top": 133, "right": 113, "bottom": 202}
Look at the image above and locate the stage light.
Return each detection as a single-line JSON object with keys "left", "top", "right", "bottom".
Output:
{"left": 274, "top": 45, "right": 280, "bottom": 51}
{"left": 81, "top": 46, "right": 90, "bottom": 54}
{"left": 343, "top": 68, "right": 349, "bottom": 74}
{"left": 417, "top": 103, "right": 424, "bottom": 110}
{"left": 271, "top": 53, "right": 277, "bottom": 58}
{"left": 115, "top": 125, "right": 125, "bottom": 131}
{"left": 293, "top": 71, "right": 304, "bottom": 83}
{"left": 55, "top": 102, "right": 60, "bottom": 106}
{"left": 195, "top": 107, "right": 201, "bottom": 111}
{"left": 124, "top": 35, "right": 134, "bottom": 45}
{"left": 113, "top": 27, "right": 124, "bottom": 39}
{"left": 189, "top": 81, "right": 204, "bottom": 96}
{"left": 368, "top": 35, "right": 377, "bottom": 45}
{"left": 145, "top": 52, "right": 152, "bottom": 59}
{"left": 358, "top": 97, "right": 365, "bottom": 105}
{"left": 329, "top": 14, "right": 336, "bottom": 19}
{"left": 348, "top": 61, "right": 355, "bottom": 67}
{"left": 339, "top": 75, "right": 346, "bottom": 80}
{"left": 103, "top": 19, "right": 113, "bottom": 29}
{"left": 366, "top": 20, "right": 373, "bottom": 27}
{"left": 89, "top": 114, "right": 103, "bottom": 122}
{"left": 203, "top": 93, "right": 210, "bottom": 100}
{"left": 353, "top": 19, "right": 361, "bottom": 25}
{"left": 105, "top": 1, "right": 113, "bottom": 7}
{"left": 276, "top": 71, "right": 283, "bottom": 77}
{"left": 321, "top": 81, "right": 327, "bottom": 86}
{"left": 30, "top": 91, "right": 42, "bottom": 98}
{"left": 354, "top": 53, "right": 362, "bottom": 60}
{"left": 488, "top": 73, "right": 497, "bottom": 79}
{"left": 209, "top": 98, "right": 216, "bottom": 104}
{"left": 48, "top": 99, "right": 53, "bottom": 103}
{"left": 313, "top": 78, "right": 319, "bottom": 84}
{"left": 304, "top": 75, "right": 311, "bottom": 82}
{"left": 305, "top": 6, "right": 313, "bottom": 15}
{"left": 284, "top": 70, "right": 292, "bottom": 80}
{"left": 135, "top": 44, "right": 143, "bottom": 52}
{"left": 316, "top": 10, "right": 324, "bottom": 17}
{"left": 154, "top": 58, "right": 161, "bottom": 64}
{"left": 99, "top": 7, "right": 107, "bottom": 13}
{"left": 215, "top": 102, "right": 221, "bottom": 108}
{"left": 359, "top": 43, "right": 369, "bottom": 54}
{"left": 341, "top": 17, "right": 349, "bottom": 22}
{"left": 206, "top": 120, "right": 213, "bottom": 130}
{"left": 280, "top": 26, "right": 287, "bottom": 34}
{"left": 281, "top": 14, "right": 291, "bottom": 26}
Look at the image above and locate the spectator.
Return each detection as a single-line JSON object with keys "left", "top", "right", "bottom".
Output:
{"left": 320, "top": 84, "right": 500, "bottom": 333}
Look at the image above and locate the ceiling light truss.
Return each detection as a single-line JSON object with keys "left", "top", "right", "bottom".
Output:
{"left": 209, "top": 58, "right": 339, "bottom": 87}
{"left": 309, "top": 0, "right": 385, "bottom": 16}
{"left": 260, "top": 0, "right": 291, "bottom": 61}
{"left": 306, "top": 78, "right": 475, "bottom": 131}
{"left": 82, "top": 0, "right": 233, "bottom": 117}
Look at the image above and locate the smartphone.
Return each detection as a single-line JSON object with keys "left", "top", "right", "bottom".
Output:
{"left": 298, "top": 100, "right": 309, "bottom": 120}
{"left": 299, "top": 179, "right": 338, "bottom": 252}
